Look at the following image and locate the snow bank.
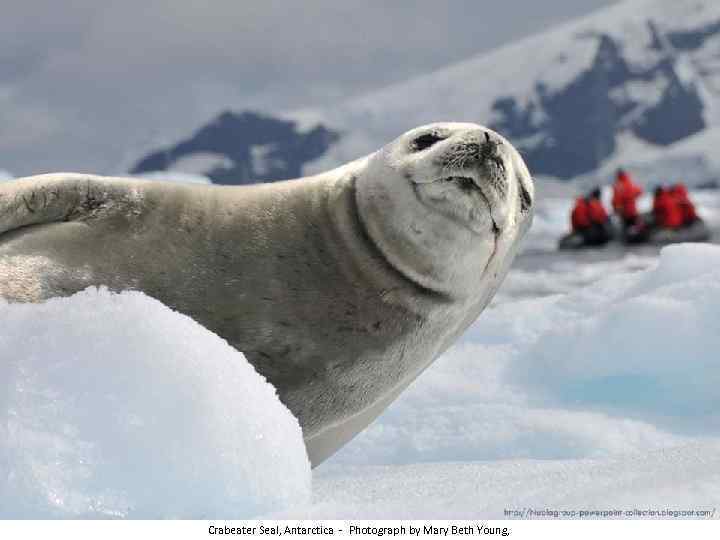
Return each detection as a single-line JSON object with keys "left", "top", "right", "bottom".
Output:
{"left": 301, "top": 442, "right": 720, "bottom": 519}
{"left": 326, "top": 244, "right": 720, "bottom": 467}
{"left": 521, "top": 244, "right": 720, "bottom": 419}
{"left": 0, "top": 170, "right": 13, "bottom": 182}
{"left": 134, "top": 171, "right": 212, "bottom": 184}
{"left": 692, "top": 190, "right": 720, "bottom": 230}
{"left": 169, "top": 152, "right": 234, "bottom": 177}
{"left": 0, "top": 288, "right": 310, "bottom": 518}
{"left": 524, "top": 196, "right": 574, "bottom": 252}
{"left": 495, "top": 252, "right": 657, "bottom": 305}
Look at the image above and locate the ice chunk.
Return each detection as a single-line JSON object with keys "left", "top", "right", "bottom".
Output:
{"left": 0, "top": 288, "right": 310, "bottom": 518}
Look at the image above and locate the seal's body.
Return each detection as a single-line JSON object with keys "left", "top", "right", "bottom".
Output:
{"left": 0, "top": 123, "right": 534, "bottom": 465}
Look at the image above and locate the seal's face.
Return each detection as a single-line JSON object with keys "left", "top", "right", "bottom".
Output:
{"left": 404, "top": 124, "right": 533, "bottom": 237}
{"left": 357, "top": 122, "right": 534, "bottom": 297}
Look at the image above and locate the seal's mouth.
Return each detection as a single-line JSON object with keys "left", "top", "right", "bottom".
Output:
{"left": 442, "top": 175, "right": 476, "bottom": 191}
{"left": 438, "top": 175, "right": 500, "bottom": 235}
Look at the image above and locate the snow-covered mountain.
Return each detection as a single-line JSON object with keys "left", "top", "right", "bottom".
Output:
{"left": 298, "top": 0, "right": 720, "bottom": 184}
{"left": 131, "top": 111, "right": 338, "bottom": 185}
{"left": 131, "top": 0, "right": 720, "bottom": 187}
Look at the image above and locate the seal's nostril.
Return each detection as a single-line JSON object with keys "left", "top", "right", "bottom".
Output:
{"left": 484, "top": 132, "right": 491, "bottom": 144}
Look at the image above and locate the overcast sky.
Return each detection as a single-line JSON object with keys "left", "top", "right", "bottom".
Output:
{"left": 1, "top": 0, "right": 617, "bottom": 176}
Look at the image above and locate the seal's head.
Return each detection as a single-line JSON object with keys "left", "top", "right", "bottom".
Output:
{"left": 356, "top": 122, "right": 534, "bottom": 298}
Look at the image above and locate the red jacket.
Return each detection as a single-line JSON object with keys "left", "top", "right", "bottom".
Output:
{"left": 653, "top": 190, "right": 683, "bottom": 229}
{"left": 571, "top": 197, "right": 591, "bottom": 230}
{"left": 587, "top": 198, "right": 609, "bottom": 224}
{"left": 670, "top": 184, "right": 698, "bottom": 225}
{"left": 612, "top": 173, "right": 643, "bottom": 219}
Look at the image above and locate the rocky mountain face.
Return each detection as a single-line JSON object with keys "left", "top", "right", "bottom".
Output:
{"left": 491, "top": 26, "right": 708, "bottom": 179}
{"left": 131, "top": 111, "right": 339, "bottom": 185}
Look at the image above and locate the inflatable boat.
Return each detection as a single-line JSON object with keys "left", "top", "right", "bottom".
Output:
{"left": 557, "top": 222, "right": 618, "bottom": 250}
{"left": 559, "top": 216, "right": 712, "bottom": 250}
{"left": 623, "top": 217, "right": 711, "bottom": 245}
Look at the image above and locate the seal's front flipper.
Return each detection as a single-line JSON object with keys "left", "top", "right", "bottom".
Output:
{"left": 0, "top": 173, "right": 146, "bottom": 241}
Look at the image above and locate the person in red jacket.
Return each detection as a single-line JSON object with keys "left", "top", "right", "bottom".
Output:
{"left": 587, "top": 188, "right": 609, "bottom": 224}
{"left": 612, "top": 169, "right": 643, "bottom": 227}
{"left": 571, "top": 196, "right": 591, "bottom": 233}
{"left": 670, "top": 183, "right": 699, "bottom": 226}
{"left": 652, "top": 186, "right": 683, "bottom": 229}
{"left": 585, "top": 188, "right": 612, "bottom": 245}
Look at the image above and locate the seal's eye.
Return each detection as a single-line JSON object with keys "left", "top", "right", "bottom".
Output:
{"left": 412, "top": 133, "right": 446, "bottom": 152}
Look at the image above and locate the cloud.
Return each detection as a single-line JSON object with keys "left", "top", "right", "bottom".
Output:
{"left": 0, "top": 0, "right": 616, "bottom": 175}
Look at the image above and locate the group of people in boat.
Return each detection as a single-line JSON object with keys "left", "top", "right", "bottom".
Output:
{"left": 562, "top": 169, "right": 709, "bottom": 249}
